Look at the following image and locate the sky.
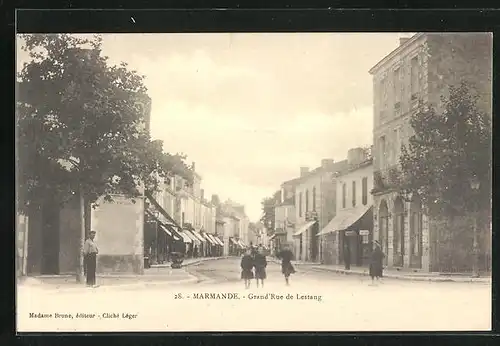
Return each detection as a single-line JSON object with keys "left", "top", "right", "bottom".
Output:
{"left": 17, "top": 33, "right": 408, "bottom": 222}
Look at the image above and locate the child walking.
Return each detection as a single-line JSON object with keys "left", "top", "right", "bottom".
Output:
{"left": 253, "top": 246, "right": 267, "bottom": 288}
{"left": 241, "top": 248, "right": 254, "bottom": 289}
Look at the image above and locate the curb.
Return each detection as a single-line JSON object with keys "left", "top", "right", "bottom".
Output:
{"left": 310, "top": 266, "right": 491, "bottom": 283}
{"left": 149, "top": 256, "right": 230, "bottom": 269}
{"left": 20, "top": 275, "right": 200, "bottom": 294}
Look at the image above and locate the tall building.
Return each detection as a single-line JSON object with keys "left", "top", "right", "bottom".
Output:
{"left": 369, "top": 33, "right": 492, "bottom": 271}
{"left": 293, "top": 159, "right": 347, "bottom": 262}
{"left": 318, "top": 147, "right": 374, "bottom": 266}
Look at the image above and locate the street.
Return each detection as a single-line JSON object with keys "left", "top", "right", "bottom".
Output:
{"left": 17, "top": 258, "right": 491, "bottom": 332}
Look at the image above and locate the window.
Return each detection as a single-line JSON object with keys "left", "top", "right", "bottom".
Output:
{"left": 380, "top": 77, "right": 388, "bottom": 110}
{"left": 362, "top": 177, "right": 368, "bottom": 205}
{"left": 379, "top": 136, "right": 387, "bottom": 169}
{"left": 312, "top": 187, "right": 316, "bottom": 211}
{"left": 393, "top": 67, "right": 401, "bottom": 104}
{"left": 342, "top": 183, "right": 346, "bottom": 209}
{"left": 352, "top": 181, "right": 357, "bottom": 207}
{"left": 299, "top": 192, "right": 303, "bottom": 217}
{"left": 305, "top": 190, "right": 309, "bottom": 213}
{"left": 394, "top": 127, "right": 401, "bottom": 165}
{"left": 410, "top": 56, "right": 419, "bottom": 99}
{"left": 362, "top": 233, "right": 369, "bottom": 244}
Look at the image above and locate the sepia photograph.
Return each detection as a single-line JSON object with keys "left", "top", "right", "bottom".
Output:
{"left": 15, "top": 31, "right": 492, "bottom": 332}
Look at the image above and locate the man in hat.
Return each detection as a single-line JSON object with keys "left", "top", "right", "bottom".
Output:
{"left": 83, "top": 230, "right": 99, "bottom": 287}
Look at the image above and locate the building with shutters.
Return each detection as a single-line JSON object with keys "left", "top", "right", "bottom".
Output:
{"left": 369, "top": 33, "right": 492, "bottom": 272}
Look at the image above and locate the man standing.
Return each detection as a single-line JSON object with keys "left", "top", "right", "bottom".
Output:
{"left": 84, "top": 230, "right": 99, "bottom": 287}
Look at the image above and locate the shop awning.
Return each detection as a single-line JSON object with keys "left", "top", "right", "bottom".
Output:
{"left": 317, "top": 205, "right": 372, "bottom": 236}
{"left": 238, "top": 240, "right": 246, "bottom": 248}
{"left": 178, "top": 231, "right": 193, "bottom": 243}
{"left": 146, "top": 210, "right": 182, "bottom": 241}
{"left": 203, "top": 233, "right": 217, "bottom": 245}
{"left": 183, "top": 230, "right": 200, "bottom": 245}
{"left": 213, "top": 236, "right": 224, "bottom": 246}
{"left": 268, "top": 234, "right": 276, "bottom": 240}
{"left": 207, "top": 234, "right": 221, "bottom": 246}
{"left": 191, "top": 231, "right": 207, "bottom": 243}
{"left": 145, "top": 192, "right": 183, "bottom": 231}
{"left": 293, "top": 220, "right": 317, "bottom": 237}
{"left": 230, "top": 238, "right": 239, "bottom": 245}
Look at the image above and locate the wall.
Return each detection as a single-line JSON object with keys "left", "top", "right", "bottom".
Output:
{"left": 426, "top": 33, "right": 492, "bottom": 116}
{"left": 336, "top": 163, "right": 374, "bottom": 214}
{"left": 294, "top": 171, "right": 334, "bottom": 261}
{"left": 26, "top": 205, "right": 43, "bottom": 275}
{"left": 91, "top": 195, "right": 144, "bottom": 274}
{"left": 58, "top": 195, "right": 81, "bottom": 274}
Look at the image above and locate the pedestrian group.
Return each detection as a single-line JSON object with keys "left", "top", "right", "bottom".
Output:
{"left": 241, "top": 243, "right": 297, "bottom": 288}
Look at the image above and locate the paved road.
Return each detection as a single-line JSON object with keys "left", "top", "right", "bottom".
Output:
{"left": 17, "top": 257, "right": 491, "bottom": 332}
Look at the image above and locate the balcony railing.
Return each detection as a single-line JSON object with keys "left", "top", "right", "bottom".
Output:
{"left": 372, "top": 165, "right": 403, "bottom": 194}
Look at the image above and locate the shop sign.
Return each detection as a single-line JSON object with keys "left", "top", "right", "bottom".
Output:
{"left": 359, "top": 230, "right": 370, "bottom": 236}
{"left": 345, "top": 231, "right": 356, "bottom": 236}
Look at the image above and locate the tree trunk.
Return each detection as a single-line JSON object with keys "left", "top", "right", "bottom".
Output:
{"left": 77, "top": 184, "right": 86, "bottom": 283}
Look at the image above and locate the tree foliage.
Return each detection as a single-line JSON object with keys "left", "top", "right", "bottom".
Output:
{"left": 17, "top": 34, "right": 192, "bottom": 214}
{"left": 259, "top": 191, "right": 279, "bottom": 234}
{"left": 399, "top": 81, "right": 491, "bottom": 218}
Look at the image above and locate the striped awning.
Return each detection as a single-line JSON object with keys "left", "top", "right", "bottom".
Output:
{"left": 203, "top": 233, "right": 217, "bottom": 245}
{"left": 183, "top": 230, "right": 200, "bottom": 245}
{"left": 178, "top": 231, "right": 193, "bottom": 243}
{"left": 191, "top": 231, "right": 206, "bottom": 243}
{"left": 213, "top": 236, "right": 224, "bottom": 246}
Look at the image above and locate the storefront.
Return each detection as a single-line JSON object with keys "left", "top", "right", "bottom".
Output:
{"left": 317, "top": 205, "right": 373, "bottom": 267}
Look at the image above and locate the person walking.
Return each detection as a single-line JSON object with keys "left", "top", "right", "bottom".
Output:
{"left": 277, "top": 244, "right": 295, "bottom": 286}
{"left": 369, "top": 240, "right": 385, "bottom": 285}
{"left": 83, "top": 230, "right": 99, "bottom": 288}
{"left": 343, "top": 242, "right": 351, "bottom": 270}
{"left": 241, "top": 248, "right": 254, "bottom": 289}
{"left": 253, "top": 246, "right": 267, "bottom": 288}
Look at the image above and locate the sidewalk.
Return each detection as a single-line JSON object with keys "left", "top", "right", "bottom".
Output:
{"left": 270, "top": 258, "right": 490, "bottom": 283}
{"left": 17, "top": 256, "right": 228, "bottom": 292}
{"left": 150, "top": 256, "right": 229, "bottom": 269}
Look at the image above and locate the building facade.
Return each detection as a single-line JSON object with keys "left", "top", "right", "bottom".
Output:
{"left": 369, "top": 33, "right": 492, "bottom": 271}
{"left": 318, "top": 148, "right": 374, "bottom": 266}
{"left": 293, "top": 159, "right": 348, "bottom": 262}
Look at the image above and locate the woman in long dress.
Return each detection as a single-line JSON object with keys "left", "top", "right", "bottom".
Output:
{"left": 277, "top": 245, "right": 295, "bottom": 286}
{"left": 369, "top": 240, "right": 385, "bottom": 285}
{"left": 241, "top": 248, "right": 254, "bottom": 289}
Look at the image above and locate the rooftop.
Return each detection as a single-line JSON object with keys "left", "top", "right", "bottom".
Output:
{"left": 369, "top": 33, "right": 425, "bottom": 75}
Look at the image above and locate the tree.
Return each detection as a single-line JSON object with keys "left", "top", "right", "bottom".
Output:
{"left": 260, "top": 191, "right": 279, "bottom": 235}
{"left": 17, "top": 34, "right": 192, "bottom": 279}
{"left": 399, "top": 81, "right": 491, "bottom": 217}
{"left": 399, "top": 82, "right": 492, "bottom": 272}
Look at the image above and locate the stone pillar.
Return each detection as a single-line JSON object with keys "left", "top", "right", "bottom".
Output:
{"left": 387, "top": 209, "right": 394, "bottom": 267}
{"left": 421, "top": 214, "right": 431, "bottom": 272}
{"left": 403, "top": 201, "right": 411, "bottom": 268}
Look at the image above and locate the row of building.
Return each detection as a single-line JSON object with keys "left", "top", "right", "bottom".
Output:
{"left": 268, "top": 33, "right": 492, "bottom": 273}
{"left": 146, "top": 162, "right": 255, "bottom": 262}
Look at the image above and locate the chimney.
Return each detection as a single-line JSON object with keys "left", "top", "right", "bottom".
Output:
{"left": 211, "top": 194, "right": 220, "bottom": 205}
{"left": 399, "top": 37, "right": 410, "bottom": 46}
{"left": 321, "top": 159, "right": 335, "bottom": 170}
{"left": 347, "top": 147, "right": 367, "bottom": 166}
{"left": 300, "top": 167, "right": 310, "bottom": 177}
{"left": 200, "top": 189, "right": 205, "bottom": 201}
